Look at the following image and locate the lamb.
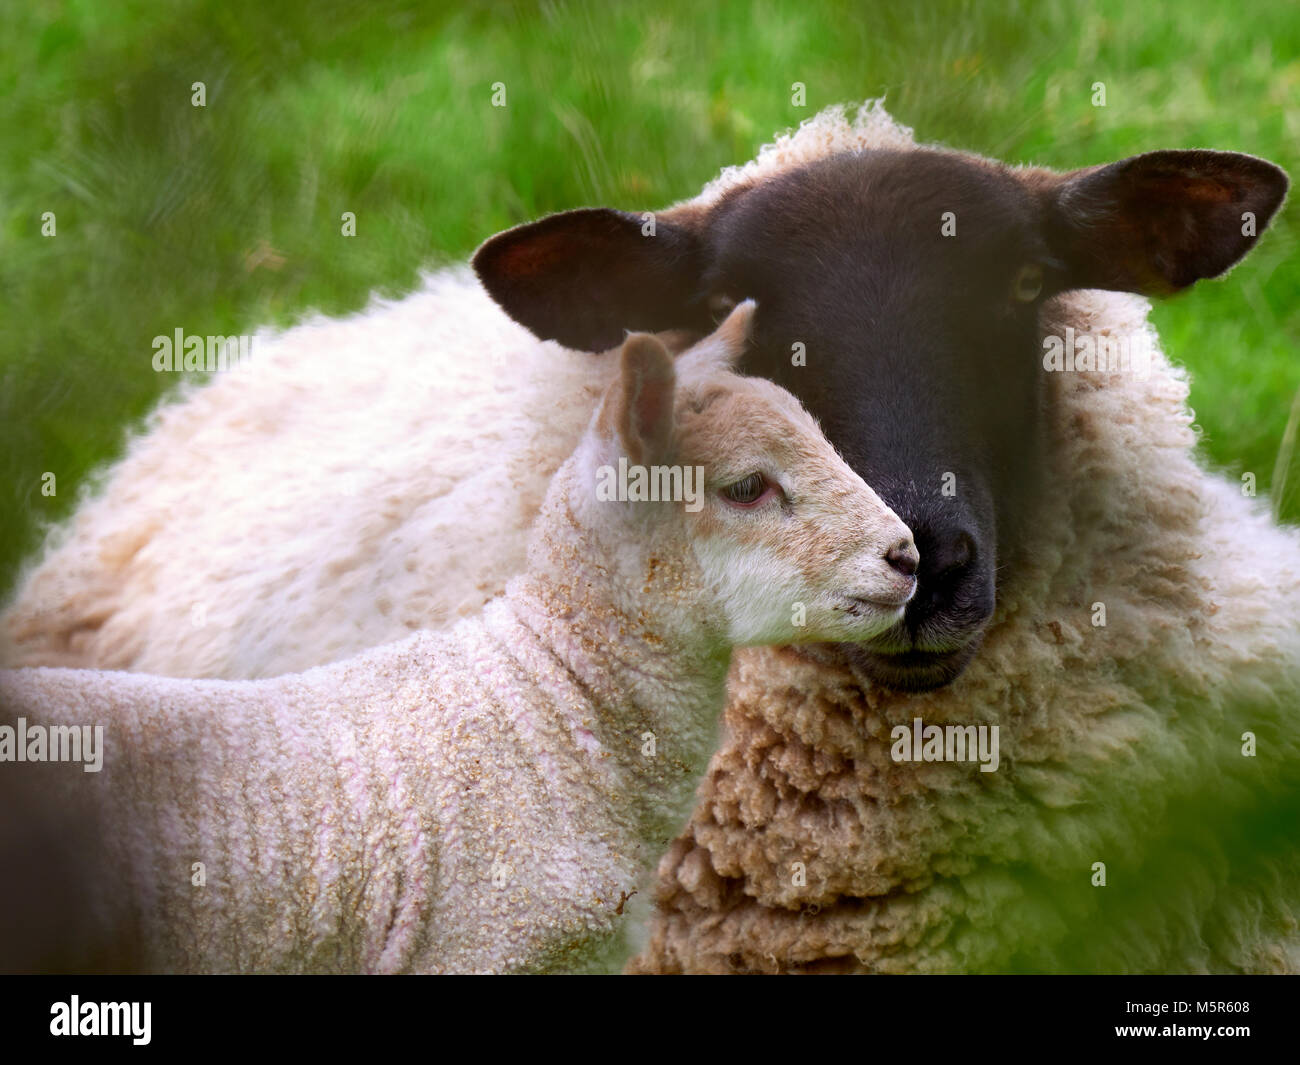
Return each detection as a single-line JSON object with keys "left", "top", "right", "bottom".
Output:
{"left": 4, "top": 101, "right": 1297, "bottom": 973}
{"left": 0, "top": 304, "right": 920, "bottom": 974}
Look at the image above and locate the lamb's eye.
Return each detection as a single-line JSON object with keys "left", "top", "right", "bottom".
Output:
{"left": 1011, "top": 264, "right": 1044, "bottom": 302}
{"left": 720, "top": 473, "right": 771, "bottom": 507}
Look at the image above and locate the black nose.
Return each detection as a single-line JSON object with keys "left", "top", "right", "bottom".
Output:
{"left": 912, "top": 525, "right": 977, "bottom": 600}
{"left": 929, "top": 528, "right": 974, "bottom": 575}
{"left": 885, "top": 538, "right": 919, "bottom": 577}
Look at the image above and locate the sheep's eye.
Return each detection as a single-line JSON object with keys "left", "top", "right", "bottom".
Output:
{"left": 1011, "top": 264, "right": 1044, "bottom": 302}
{"left": 720, "top": 473, "right": 771, "bottom": 507}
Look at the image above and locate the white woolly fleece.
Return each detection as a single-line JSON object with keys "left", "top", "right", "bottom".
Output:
{"left": 1, "top": 267, "right": 615, "bottom": 678}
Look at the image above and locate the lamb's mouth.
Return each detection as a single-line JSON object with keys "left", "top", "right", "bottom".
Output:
{"left": 840, "top": 594, "right": 911, "bottom": 616}
{"left": 842, "top": 636, "right": 983, "bottom": 692}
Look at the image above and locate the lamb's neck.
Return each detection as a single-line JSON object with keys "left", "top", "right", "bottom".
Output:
{"left": 492, "top": 564, "right": 731, "bottom": 836}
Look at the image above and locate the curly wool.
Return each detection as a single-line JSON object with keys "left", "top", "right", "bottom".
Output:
{"left": 629, "top": 289, "right": 1300, "bottom": 973}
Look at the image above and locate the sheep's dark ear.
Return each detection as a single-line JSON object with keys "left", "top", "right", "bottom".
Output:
{"left": 472, "top": 207, "right": 709, "bottom": 352}
{"left": 1038, "top": 150, "right": 1288, "bottom": 295}
{"left": 613, "top": 334, "right": 676, "bottom": 465}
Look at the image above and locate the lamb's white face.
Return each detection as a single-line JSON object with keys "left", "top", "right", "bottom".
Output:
{"left": 593, "top": 301, "right": 917, "bottom": 649}
{"left": 678, "top": 373, "right": 917, "bottom": 647}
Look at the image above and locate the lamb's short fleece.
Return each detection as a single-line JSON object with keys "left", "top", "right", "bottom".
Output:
{"left": 0, "top": 314, "right": 916, "bottom": 973}
{"left": 5, "top": 616, "right": 671, "bottom": 974}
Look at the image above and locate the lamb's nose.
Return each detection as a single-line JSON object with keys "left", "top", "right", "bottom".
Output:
{"left": 886, "top": 538, "right": 919, "bottom": 578}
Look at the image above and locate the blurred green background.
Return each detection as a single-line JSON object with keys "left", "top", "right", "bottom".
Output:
{"left": 2, "top": 0, "right": 1298, "bottom": 977}
{"left": 2, "top": 0, "right": 1298, "bottom": 598}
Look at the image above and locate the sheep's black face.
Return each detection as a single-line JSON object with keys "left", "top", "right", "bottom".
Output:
{"left": 705, "top": 152, "right": 1048, "bottom": 689}
{"left": 473, "top": 141, "right": 1288, "bottom": 691}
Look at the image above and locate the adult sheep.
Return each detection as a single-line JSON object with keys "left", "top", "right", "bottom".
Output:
{"left": 4, "top": 103, "right": 1297, "bottom": 972}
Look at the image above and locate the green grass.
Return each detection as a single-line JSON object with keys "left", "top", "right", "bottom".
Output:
{"left": 3, "top": 0, "right": 1298, "bottom": 595}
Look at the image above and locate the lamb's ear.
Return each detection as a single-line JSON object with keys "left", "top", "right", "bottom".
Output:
{"left": 1034, "top": 150, "right": 1288, "bottom": 295}
{"left": 472, "top": 206, "right": 710, "bottom": 351}
{"left": 612, "top": 334, "right": 677, "bottom": 466}
{"left": 676, "top": 299, "right": 757, "bottom": 375}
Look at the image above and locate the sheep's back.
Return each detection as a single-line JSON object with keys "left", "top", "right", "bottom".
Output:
{"left": 0, "top": 268, "right": 614, "bottom": 679}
